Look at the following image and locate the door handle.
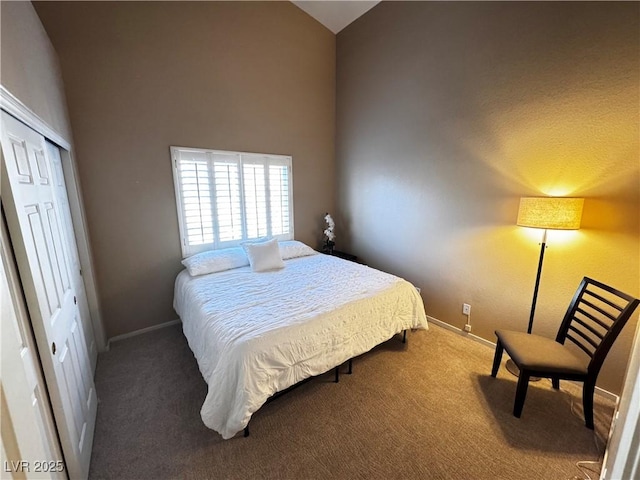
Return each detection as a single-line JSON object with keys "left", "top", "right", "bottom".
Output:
{"left": 52, "top": 342, "right": 56, "bottom": 355}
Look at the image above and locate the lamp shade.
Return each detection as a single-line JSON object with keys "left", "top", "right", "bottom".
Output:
{"left": 517, "top": 197, "right": 584, "bottom": 230}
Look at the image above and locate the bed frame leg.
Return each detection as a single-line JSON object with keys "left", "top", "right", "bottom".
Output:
{"left": 244, "top": 426, "right": 250, "bottom": 437}
{"left": 348, "top": 359, "right": 353, "bottom": 374}
{"left": 402, "top": 329, "right": 407, "bottom": 344}
{"left": 334, "top": 366, "right": 339, "bottom": 383}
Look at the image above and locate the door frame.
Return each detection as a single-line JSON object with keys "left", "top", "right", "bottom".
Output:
{"left": 601, "top": 319, "right": 640, "bottom": 479}
{"left": 1, "top": 85, "right": 106, "bottom": 352}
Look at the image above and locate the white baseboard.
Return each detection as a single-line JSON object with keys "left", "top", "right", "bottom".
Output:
{"left": 426, "top": 315, "right": 619, "bottom": 404}
{"left": 427, "top": 315, "right": 496, "bottom": 348}
{"left": 107, "top": 319, "right": 181, "bottom": 348}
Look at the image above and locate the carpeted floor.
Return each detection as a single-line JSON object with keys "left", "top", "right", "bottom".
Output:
{"left": 88, "top": 323, "right": 614, "bottom": 480}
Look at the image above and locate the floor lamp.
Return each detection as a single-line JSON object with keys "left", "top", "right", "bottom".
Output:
{"left": 506, "top": 196, "right": 585, "bottom": 377}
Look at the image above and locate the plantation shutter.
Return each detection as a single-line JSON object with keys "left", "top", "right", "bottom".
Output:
{"left": 212, "top": 153, "right": 243, "bottom": 243}
{"left": 268, "top": 160, "right": 291, "bottom": 236}
{"left": 176, "top": 150, "right": 215, "bottom": 248}
{"left": 242, "top": 156, "right": 269, "bottom": 239}
{"left": 171, "top": 147, "right": 294, "bottom": 257}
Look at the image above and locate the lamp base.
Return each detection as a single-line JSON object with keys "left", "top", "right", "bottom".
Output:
{"left": 505, "top": 359, "right": 541, "bottom": 382}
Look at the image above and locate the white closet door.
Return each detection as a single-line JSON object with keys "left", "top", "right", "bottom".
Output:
{"left": 1, "top": 111, "right": 96, "bottom": 480}
{"left": 1, "top": 217, "right": 65, "bottom": 480}
{"left": 46, "top": 140, "right": 98, "bottom": 372}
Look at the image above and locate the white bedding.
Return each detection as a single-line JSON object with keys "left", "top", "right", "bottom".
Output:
{"left": 174, "top": 252, "right": 428, "bottom": 439}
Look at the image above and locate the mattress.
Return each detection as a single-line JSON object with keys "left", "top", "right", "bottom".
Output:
{"left": 174, "top": 252, "right": 428, "bottom": 439}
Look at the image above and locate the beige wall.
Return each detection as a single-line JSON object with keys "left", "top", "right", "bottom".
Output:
{"left": 34, "top": 2, "right": 336, "bottom": 338}
{"left": 0, "top": 1, "right": 72, "bottom": 140}
{"left": 336, "top": 2, "right": 639, "bottom": 394}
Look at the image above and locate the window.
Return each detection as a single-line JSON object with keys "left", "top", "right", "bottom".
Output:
{"left": 171, "top": 146, "right": 293, "bottom": 257}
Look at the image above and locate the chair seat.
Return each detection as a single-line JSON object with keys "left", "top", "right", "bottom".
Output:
{"left": 495, "top": 330, "right": 588, "bottom": 376}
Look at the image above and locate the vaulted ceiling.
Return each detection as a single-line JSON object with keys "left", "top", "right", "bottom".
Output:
{"left": 291, "top": 1, "right": 380, "bottom": 33}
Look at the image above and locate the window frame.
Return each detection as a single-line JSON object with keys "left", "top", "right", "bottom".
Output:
{"left": 170, "top": 146, "right": 294, "bottom": 258}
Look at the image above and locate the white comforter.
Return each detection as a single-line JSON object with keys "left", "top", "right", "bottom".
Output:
{"left": 174, "top": 253, "right": 428, "bottom": 439}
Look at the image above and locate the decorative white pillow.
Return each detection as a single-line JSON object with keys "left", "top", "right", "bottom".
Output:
{"left": 243, "top": 238, "right": 285, "bottom": 272}
{"left": 181, "top": 247, "right": 249, "bottom": 276}
{"left": 279, "top": 240, "right": 317, "bottom": 260}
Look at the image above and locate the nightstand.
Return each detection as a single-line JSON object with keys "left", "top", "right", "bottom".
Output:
{"left": 329, "top": 250, "right": 358, "bottom": 263}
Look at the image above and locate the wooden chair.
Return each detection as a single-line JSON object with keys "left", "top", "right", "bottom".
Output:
{"left": 491, "top": 277, "right": 639, "bottom": 428}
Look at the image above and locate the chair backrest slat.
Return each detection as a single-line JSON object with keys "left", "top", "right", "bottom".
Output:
{"left": 583, "top": 289, "right": 624, "bottom": 312}
{"left": 556, "top": 277, "right": 639, "bottom": 379}
{"left": 567, "top": 325, "right": 599, "bottom": 351}
{"left": 575, "top": 306, "right": 611, "bottom": 330}
{"left": 565, "top": 333, "right": 595, "bottom": 358}
{"left": 572, "top": 317, "right": 605, "bottom": 341}
{"left": 580, "top": 298, "right": 618, "bottom": 322}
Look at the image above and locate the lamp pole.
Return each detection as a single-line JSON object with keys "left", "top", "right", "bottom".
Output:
{"left": 505, "top": 230, "right": 548, "bottom": 380}
{"left": 527, "top": 229, "right": 547, "bottom": 334}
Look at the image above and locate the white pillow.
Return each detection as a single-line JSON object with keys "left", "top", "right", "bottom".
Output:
{"left": 279, "top": 240, "right": 317, "bottom": 260}
{"left": 181, "top": 247, "right": 249, "bottom": 276}
{"left": 242, "top": 238, "right": 285, "bottom": 272}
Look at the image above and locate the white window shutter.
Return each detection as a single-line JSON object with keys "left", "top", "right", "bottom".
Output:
{"left": 175, "top": 150, "right": 215, "bottom": 250}
{"left": 212, "top": 154, "right": 243, "bottom": 244}
{"left": 242, "top": 159, "right": 268, "bottom": 239}
{"left": 268, "top": 163, "right": 290, "bottom": 236}
{"left": 171, "top": 146, "right": 293, "bottom": 257}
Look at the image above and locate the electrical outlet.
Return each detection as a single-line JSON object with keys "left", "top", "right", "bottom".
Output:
{"left": 462, "top": 303, "right": 471, "bottom": 315}
{"left": 464, "top": 324, "right": 472, "bottom": 333}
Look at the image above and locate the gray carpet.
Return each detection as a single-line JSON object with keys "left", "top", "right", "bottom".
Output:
{"left": 89, "top": 324, "right": 613, "bottom": 480}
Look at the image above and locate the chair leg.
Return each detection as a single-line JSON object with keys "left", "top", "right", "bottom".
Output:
{"left": 513, "top": 371, "right": 530, "bottom": 418}
{"left": 491, "top": 340, "right": 504, "bottom": 377}
{"left": 552, "top": 378, "right": 560, "bottom": 390}
{"left": 583, "top": 380, "right": 595, "bottom": 429}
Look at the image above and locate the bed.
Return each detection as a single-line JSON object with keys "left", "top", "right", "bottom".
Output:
{"left": 173, "top": 241, "right": 428, "bottom": 439}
